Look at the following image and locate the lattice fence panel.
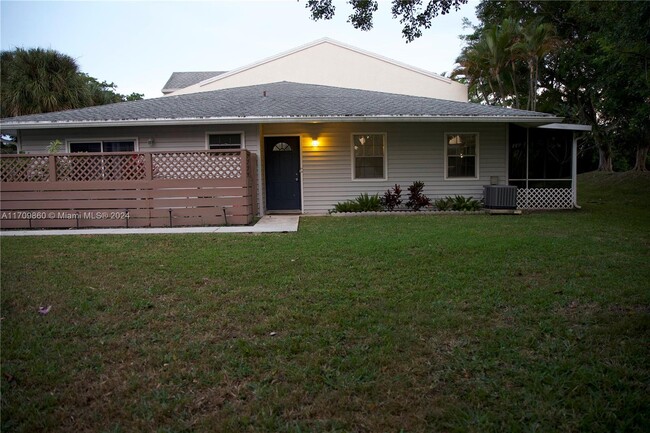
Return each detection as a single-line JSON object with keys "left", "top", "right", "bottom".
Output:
{"left": 0, "top": 156, "right": 50, "bottom": 182}
{"left": 56, "top": 154, "right": 147, "bottom": 181}
{"left": 152, "top": 152, "right": 242, "bottom": 180}
{"left": 517, "top": 188, "right": 574, "bottom": 209}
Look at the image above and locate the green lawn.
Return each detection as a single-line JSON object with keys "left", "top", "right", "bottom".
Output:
{"left": 2, "top": 172, "right": 649, "bottom": 433}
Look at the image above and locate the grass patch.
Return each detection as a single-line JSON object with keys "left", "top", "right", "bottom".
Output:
{"left": 2, "top": 172, "right": 649, "bottom": 432}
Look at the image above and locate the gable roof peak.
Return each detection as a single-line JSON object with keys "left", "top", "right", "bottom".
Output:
{"left": 183, "top": 37, "right": 453, "bottom": 92}
{"left": 162, "top": 71, "right": 226, "bottom": 94}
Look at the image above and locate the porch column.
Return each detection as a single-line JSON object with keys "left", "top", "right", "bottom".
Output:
{"left": 572, "top": 133, "right": 578, "bottom": 208}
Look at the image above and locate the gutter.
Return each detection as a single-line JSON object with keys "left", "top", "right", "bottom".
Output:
{"left": 1, "top": 115, "right": 563, "bottom": 130}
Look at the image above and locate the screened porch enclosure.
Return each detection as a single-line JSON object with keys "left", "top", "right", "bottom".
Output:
{"left": 508, "top": 124, "right": 579, "bottom": 209}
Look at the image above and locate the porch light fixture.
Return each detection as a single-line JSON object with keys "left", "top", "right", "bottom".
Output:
{"left": 311, "top": 139, "right": 319, "bottom": 148}
{"left": 147, "top": 138, "right": 155, "bottom": 146}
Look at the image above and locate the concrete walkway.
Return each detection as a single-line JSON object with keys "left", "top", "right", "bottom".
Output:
{"left": 0, "top": 215, "right": 300, "bottom": 237}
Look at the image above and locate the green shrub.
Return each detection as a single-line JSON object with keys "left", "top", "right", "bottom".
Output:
{"left": 356, "top": 193, "right": 382, "bottom": 211}
{"left": 434, "top": 196, "right": 482, "bottom": 211}
{"left": 450, "top": 195, "right": 482, "bottom": 211}
{"left": 434, "top": 197, "right": 453, "bottom": 211}
{"left": 333, "top": 201, "right": 361, "bottom": 213}
{"left": 333, "top": 193, "right": 382, "bottom": 213}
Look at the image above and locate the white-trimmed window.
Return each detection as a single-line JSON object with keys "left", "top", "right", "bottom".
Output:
{"left": 69, "top": 140, "right": 135, "bottom": 153}
{"left": 445, "top": 133, "right": 479, "bottom": 179}
{"left": 352, "top": 133, "right": 386, "bottom": 179}
{"left": 207, "top": 133, "right": 242, "bottom": 150}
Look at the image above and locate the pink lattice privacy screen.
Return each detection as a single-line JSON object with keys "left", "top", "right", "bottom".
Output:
{"left": 0, "top": 150, "right": 257, "bottom": 229}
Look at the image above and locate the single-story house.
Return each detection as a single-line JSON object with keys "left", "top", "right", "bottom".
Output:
{"left": 0, "top": 38, "right": 589, "bottom": 228}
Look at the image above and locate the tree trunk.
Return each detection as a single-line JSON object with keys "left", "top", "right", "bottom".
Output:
{"left": 493, "top": 66, "right": 506, "bottom": 105}
{"left": 510, "top": 63, "right": 520, "bottom": 109}
{"left": 487, "top": 79, "right": 497, "bottom": 104}
{"left": 595, "top": 130, "right": 613, "bottom": 172}
{"left": 598, "top": 147, "right": 613, "bottom": 171}
{"left": 527, "top": 59, "right": 535, "bottom": 111}
{"left": 633, "top": 144, "right": 649, "bottom": 171}
{"left": 532, "top": 58, "right": 540, "bottom": 112}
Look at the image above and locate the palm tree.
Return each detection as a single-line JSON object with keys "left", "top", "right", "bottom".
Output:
{"left": 483, "top": 24, "right": 510, "bottom": 105}
{"left": 453, "top": 44, "right": 493, "bottom": 104}
{"left": 500, "top": 18, "right": 524, "bottom": 109}
{"left": 454, "top": 19, "right": 524, "bottom": 108}
{"left": 1, "top": 48, "right": 92, "bottom": 118}
{"left": 514, "top": 19, "right": 559, "bottom": 111}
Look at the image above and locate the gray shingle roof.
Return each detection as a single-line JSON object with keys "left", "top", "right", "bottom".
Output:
{"left": 161, "top": 71, "right": 225, "bottom": 93}
{"left": 1, "top": 81, "right": 559, "bottom": 127}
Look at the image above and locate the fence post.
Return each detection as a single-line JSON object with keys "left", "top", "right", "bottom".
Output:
{"left": 240, "top": 150, "right": 248, "bottom": 182}
{"left": 240, "top": 150, "right": 251, "bottom": 224}
{"left": 144, "top": 153, "right": 153, "bottom": 180}
{"left": 250, "top": 153, "right": 258, "bottom": 217}
{"left": 48, "top": 155, "right": 57, "bottom": 182}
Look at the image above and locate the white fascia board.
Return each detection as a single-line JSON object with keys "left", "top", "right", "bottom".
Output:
{"left": 1, "top": 116, "right": 562, "bottom": 130}
{"left": 191, "top": 37, "right": 455, "bottom": 91}
{"left": 537, "top": 123, "right": 592, "bottom": 131}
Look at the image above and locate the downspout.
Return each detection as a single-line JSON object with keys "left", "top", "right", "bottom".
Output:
{"left": 17, "top": 130, "right": 23, "bottom": 153}
{"left": 258, "top": 123, "right": 265, "bottom": 217}
{"left": 505, "top": 123, "right": 509, "bottom": 186}
{"left": 572, "top": 132, "right": 588, "bottom": 209}
{"left": 525, "top": 127, "right": 530, "bottom": 209}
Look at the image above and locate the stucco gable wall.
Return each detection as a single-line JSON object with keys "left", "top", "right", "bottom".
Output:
{"left": 171, "top": 42, "right": 468, "bottom": 102}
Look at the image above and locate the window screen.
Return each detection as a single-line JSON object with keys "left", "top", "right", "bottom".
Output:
{"left": 208, "top": 134, "right": 242, "bottom": 150}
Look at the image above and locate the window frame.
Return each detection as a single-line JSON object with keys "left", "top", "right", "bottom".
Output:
{"left": 444, "top": 132, "right": 480, "bottom": 180}
{"left": 350, "top": 132, "right": 388, "bottom": 181}
{"left": 66, "top": 138, "right": 139, "bottom": 153}
{"left": 205, "top": 131, "right": 245, "bottom": 150}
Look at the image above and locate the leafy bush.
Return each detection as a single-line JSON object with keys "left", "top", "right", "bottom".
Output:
{"left": 333, "top": 201, "right": 361, "bottom": 213}
{"left": 380, "top": 184, "right": 402, "bottom": 211}
{"left": 47, "top": 139, "right": 63, "bottom": 153}
{"left": 434, "top": 197, "right": 453, "bottom": 211}
{"left": 434, "top": 195, "right": 483, "bottom": 211}
{"left": 451, "top": 195, "right": 482, "bottom": 211}
{"left": 333, "top": 193, "right": 382, "bottom": 213}
{"left": 406, "top": 181, "right": 431, "bottom": 211}
{"left": 356, "top": 193, "right": 382, "bottom": 211}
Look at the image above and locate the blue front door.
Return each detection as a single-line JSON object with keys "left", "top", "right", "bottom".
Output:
{"left": 265, "top": 136, "right": 301, "bottom": 211}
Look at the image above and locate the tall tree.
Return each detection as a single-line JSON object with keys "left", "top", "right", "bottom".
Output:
{"left": 1, "top": 48, "right": 144, "bottom": 120}
{"left": 82, "top": 74, "right": 144, "bottom": 105}
{"left": 0, "top": 48, "right": 92, "bottom": 118}
{"left": 462, "top": 0, "right": 649, "bottom": 171}
{"left": 304, "top": 0, "right": 468, "bottom": 42}
{"left": 515, "top": 18, "right": 558, "bottom": 111}
{"left": 453, "top": 40, "right": 492, "bottom": 104}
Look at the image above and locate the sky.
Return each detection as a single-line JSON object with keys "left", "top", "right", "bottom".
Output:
{"left": 0, "top": 0, "right": 479, "bottom": 99}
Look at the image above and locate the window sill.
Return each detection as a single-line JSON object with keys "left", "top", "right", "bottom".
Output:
{"left": 351, "top": 178, "right": 388, "bottom": 182}
{"left": 444, "top": 177, "right": 480, "bottom": 181}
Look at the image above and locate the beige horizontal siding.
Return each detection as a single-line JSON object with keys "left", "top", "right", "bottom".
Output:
{"left": 263, "top": 122, "right": 507, "bottom": 214}
{"left": 18, "top": 125, "right": 260, "bottom": 154}
{"left": 18, "top": 124, "right": 264, "bottom": 216}
{"left": 18, "top": 121, "right": 507, "bottom": 215}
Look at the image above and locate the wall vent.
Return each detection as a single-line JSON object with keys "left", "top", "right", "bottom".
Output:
{"left": 483, "top": 185, "right": 517, "bottom": 209}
